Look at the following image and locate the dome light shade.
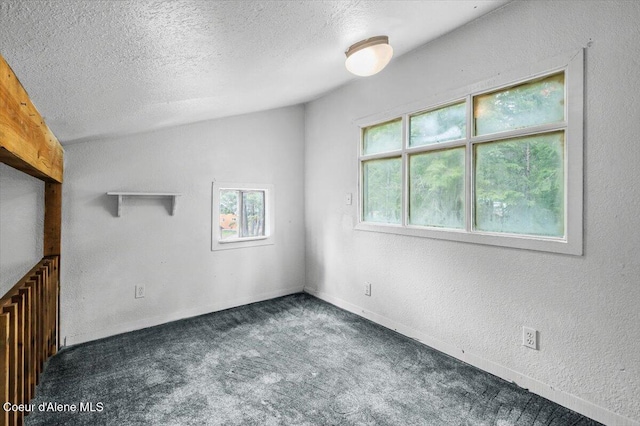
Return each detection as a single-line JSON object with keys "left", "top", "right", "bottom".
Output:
{"left": 345, "top": 36, "right": 393, "bottom": 77}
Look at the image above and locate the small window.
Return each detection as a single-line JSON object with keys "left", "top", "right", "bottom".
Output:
{"left": 212, "top": 183, "right": 274, "bottom": 251}
{"left": 410, "top": 102, "right": 466, "bottom": 147}
{"left": 362, "top": 119, "right": 402, "bottom": 155}
{"left": 474, "top": 131, "right": 565, "bottom": 237}
{"left": 409, "top": 147, "right": 465, "bottom": 229}
{"left": 219, "top": 189, "right": 266, "bottom": 240}
{"left": 474, "top": 72, "right": 565, "bottom": 136}
{"left": 362, "top": 157, "right": 402, "bottom": 224}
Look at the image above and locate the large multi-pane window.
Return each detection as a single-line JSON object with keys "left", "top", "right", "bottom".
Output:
{"left": 358, "top": 52, "right": 583, "bottom": 254}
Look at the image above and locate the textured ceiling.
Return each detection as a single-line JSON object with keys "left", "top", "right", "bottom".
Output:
{"left": 0, "top": 0, "right": 509, "bottom": 144}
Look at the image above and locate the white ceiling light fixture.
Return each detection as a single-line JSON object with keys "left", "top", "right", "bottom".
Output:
{"left": 345, "top": 36, "right": 393, "bottom": 77}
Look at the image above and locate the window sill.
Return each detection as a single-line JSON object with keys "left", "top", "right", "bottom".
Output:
{"left": 354, "top": 222, "right": 580, "bottom": 256}
{"left": 212, "top": 236, "right": 273, "bottom": 251}
{"left": 219, "top": 236, "right": 268, "bottom": 244}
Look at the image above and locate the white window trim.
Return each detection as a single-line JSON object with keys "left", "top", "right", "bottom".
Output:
{"left": 211, "top": 182, "right": 275, "bottom": 251}
{"left": 355, "top": 50, "right": 584, "bottom": 255}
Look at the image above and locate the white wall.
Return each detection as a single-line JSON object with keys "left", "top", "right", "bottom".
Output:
{"left": 304, "top": 2, "right": 639, "bottom": 425}
{"left": 0, "top": 163, "right": 44, "bottom": 293}
{"left": 61, "top": 105, "right": 305, "bottom": 345}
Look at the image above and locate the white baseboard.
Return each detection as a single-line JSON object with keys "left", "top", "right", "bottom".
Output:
{"left": 305, "top": 288, "right": 638, "bottom": 426}
{"left": 63, "top": 285, "right": 304, "bottom": 347}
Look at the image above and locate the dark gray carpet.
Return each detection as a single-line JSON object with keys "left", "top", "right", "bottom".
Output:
{"left": 25, "top": 293, "right": 601, "bottom": 425}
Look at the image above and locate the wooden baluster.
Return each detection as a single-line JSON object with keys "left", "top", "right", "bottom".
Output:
{"left": 26, "top": 281, "right": 36, "bottom": 399}
{"left": 2, "top": 304, "right": 17, "bottom": 426}
{"left": 42, "top": 262, "right": 49, "bottom": 363}
{"left": 0, "top": 257, "right": 61, "bottom": 423}
{"left": 52, "top": 256, "right": 59, "bottom": 356}
{"left": 54, "top": 256, "right": 59, "bottom": 355}
{"left": 49, "top": 259, "right": 56, "bottom": 356}
{"left": 0, "top": 313, "right": 10, "bottom": 426}
{"left": 27, "top": 278, "right": 39, "bottom": 387}
{"left": 9, "top": 295, "right": 24, "bottom": 422}
{"left": 18, "top": 286, "right": 32, "bottom": 402}
{"left": 41, "top": 264, "right": 49, "bottom": 369}
{"left": 34, "top": 271, "right": 43, "bottom": 379}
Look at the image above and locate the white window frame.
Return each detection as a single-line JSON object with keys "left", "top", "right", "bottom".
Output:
{"left": 356, "top": 50, "right": 583, "bottom": 255}
{"left": 212, "top": 182, "right": 275, "bottom": 251}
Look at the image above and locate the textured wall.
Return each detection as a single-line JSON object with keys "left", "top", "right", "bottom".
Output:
{"left": 61, "top": 106, "right": 305, "bottom": 345}
{"left": 0, "top": 164, "right": 44, "bottom": 293}
{"left": 304, "top": 1, "right": 639, "bottom": 424}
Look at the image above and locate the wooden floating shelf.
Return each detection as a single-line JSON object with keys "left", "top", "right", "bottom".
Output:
{"left": 107, "top": 192, "right": 182, "bottom": 217}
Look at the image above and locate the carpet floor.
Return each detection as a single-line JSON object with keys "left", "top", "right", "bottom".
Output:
{"left": 25, "top": 293, "right": 601, "bottom": 425}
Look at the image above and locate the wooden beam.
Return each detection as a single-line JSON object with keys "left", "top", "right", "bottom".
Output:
{"left": 44, "top": 182, "right": 62, "bottom": 257}
{"left": 0, "top": 54, "right": 63, "bottom": 183}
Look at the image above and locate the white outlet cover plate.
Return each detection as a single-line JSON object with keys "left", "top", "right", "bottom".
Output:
{"left": 523, "top": 326, "right": 537, "bottom": 350}
{"left": 136, "top": 285, "right": 145, "bottom": 299}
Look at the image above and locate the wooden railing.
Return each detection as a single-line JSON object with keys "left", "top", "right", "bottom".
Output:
{"left": 0, "top": 256, "right": 59, "bottom": 426}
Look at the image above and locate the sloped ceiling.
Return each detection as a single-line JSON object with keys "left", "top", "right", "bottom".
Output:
{"left": 0, "top": 0, "right": 509, "bottom": 144}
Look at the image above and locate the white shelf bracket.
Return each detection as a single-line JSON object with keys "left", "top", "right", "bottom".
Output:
{"left": 171, "top": 195, "right": 178, "bottom": 215}
{"left": 117, "top": 194, "right": 123, "bottom": 217}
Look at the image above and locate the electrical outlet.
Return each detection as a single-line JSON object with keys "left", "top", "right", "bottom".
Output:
{"left": 364, "top": 282, "right": 371, "bottom": 296}
{"left": 135, "top": 285, "right": 145, "bottom": 299}
{"left": 523, "top": 326, "right": 537, "bottom": 350}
